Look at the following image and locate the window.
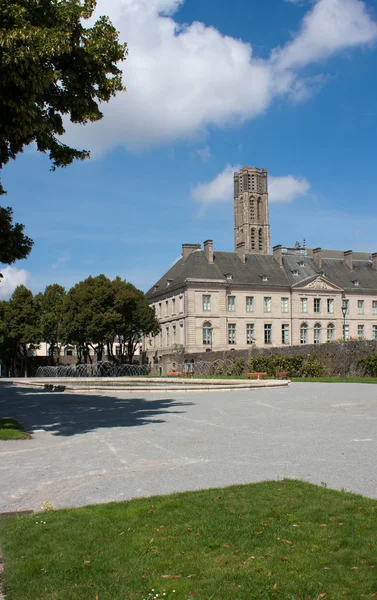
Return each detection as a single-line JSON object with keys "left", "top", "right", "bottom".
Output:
{"left": 281, "top": 298, "right": 289, "bottom": 313}
{"left": 203, "top": 322, "right": 212, "bottom": 346}
{"left": 249, "top": 198, "right": 255, "bottom": 220}
{"left": 300, "top": 298, "right": 308, "bottom": 313}
{"left": 228, "top": 296, "right": 236, "bottom": 312}
{"left": 300, "top": 323, "right": 308, "bottom": 344}
{"left": 327, "top": 323, "right": 335, "bottom": 342}
{"left": 358, "top": 324, "right": 365, "bottom": 339}
{"left": 357, "top": 300, "right": 364, "bottom": 315}
{"left": 166, "top": 327, "right": 169, "bottom": 346}
{"left": 352, "top": 280, "right": 360, "bottom": 286}
{"left": 327, "top": 299, "right": 334, "bottom": 314}
{"left": 373, "top": 325, "right": 377, "bottom": 340}
{"left": 179, "top": 296, "right": 184, "bottom": 313}
{"left": 159, "top": 331, "right": 162, "bottom": 347}
{"left": 373, "top": 301, "right": 377, "bottom": 315}
{"left": 314, "top": 298, "right": 321, "bottom": 313}
{"left": 165, "top": 300, "right": 168, "bottom": 317}
{"left": 258, "top": 228, "right": 263, "bottom": 250}
{"left": 264, "top": 297, "right": 272, "bottom": 313}
{"left": 173, "top": 325, "right": 177, "bottom": 344}
{"left": 247, "top": 323, "right": 255, "bottom": 345}
{"left": 343, "top": 324, "right": 350, "bottom": 341}
{"left": 264, "top": 324, "right": 272, "bottom": 345}
{"left": 246, "top": 296, "right": 254, "bottom": 313}
{"left": 282, "top": 324, "right": 289, "bottom": 345}
{"left": 203, "top": 295, "right": 211, "bottom": 312}
{"left": 314, "top": 323, "right": 322, "bottom": 344}
{"left": 228, "top": 324, "right": 236, "bottom": 345}
{"left": 261, "top": 275, "right": 269, "bottom": 282}
{"left": 65, "top": 347, "right": 74, "bottom": 357}
{"left": 159, "top": 302, "right": 162, "bottom": 316}
{"left": 251, "top": 228, "right": 256, "bottom": 250}
{"left": 257, "top": 199, "right": 262, "bottom": 221}
{"left": 344, "top": 299, "right": 349, "bottom": 315}
{"left": 172, "top": 298, "right": 176, "bottom": 314}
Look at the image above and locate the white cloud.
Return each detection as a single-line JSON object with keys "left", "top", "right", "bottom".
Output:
{"left": 274, "top": 0, "right": 377, "bottom": 70}
{"left": 0, "top": 267, "right": 30, "bottom": 299}
{"left": 192, "top": 166, "right": 310, "bottom": 206}
{"left": 63, "top": 0, "right": 377, "bottom": 154}
{"left": 269, "top": 175, "right": 310, "bottom": 202}
{"left": 196, "top": 146, "right": 212, "bottom": 163}
{"left": 192, "top": 164, "right": 240, "bottom": 206}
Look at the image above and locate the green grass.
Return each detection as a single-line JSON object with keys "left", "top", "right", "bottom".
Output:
{"left": 0, "top": 418, "right": 31, "bottom": 440}
{"left": 1, "top": 481, "right": 377, "bottom": 600}
{"left": 292, "top": 377, "right": 377, "bottom": 384}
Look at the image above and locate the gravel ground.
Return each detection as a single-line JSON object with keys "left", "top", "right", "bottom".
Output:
{"left": 0, "top": 380, "right": 376, "bottom": 512}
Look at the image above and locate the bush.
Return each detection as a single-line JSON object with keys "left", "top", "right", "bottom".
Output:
{"left": 247, "top": 354, "right": 322, "bottom": 378}
{"left": 359, "top": 353, "right": 377, "bottom": 377}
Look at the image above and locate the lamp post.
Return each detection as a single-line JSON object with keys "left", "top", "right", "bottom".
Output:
{"left": 341, "top": 298, "right": 348, "bottom": 378}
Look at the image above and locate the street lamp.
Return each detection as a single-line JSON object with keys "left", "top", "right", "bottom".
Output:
{"left": 341, "top": 298, "right": 348, "bottom": 378}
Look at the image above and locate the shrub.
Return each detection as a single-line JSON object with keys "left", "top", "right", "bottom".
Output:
{"left": 359, "top": 353, "right": 377, "bottom": 377}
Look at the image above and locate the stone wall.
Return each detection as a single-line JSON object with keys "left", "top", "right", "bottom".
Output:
{"left": 157, "top": 340, "right": 377, "bottom": 376}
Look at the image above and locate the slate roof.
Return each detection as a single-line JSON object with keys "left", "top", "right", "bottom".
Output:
{"left": 147, "top": 250, "right": 377, "bottom": 299}
{"left": 146, "top": 251, "right": 291, "bottom": 299}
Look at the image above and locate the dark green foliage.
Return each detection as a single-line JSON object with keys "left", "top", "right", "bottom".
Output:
{"left": 0, "top": 206, "right": 33, "bottom": 264}
{"left": 1, "top": 480, "right": 377, "bottom": 599}
{"left": 35, "top": 284, "right": 66, "bottom": 364}
{"left": 247, "top": 354, "right": 323, "bottom": 378}
{"left": 358, "top": 352, "right": 377, "bottom": 377}
{"left": 212, "top": 357, "right": 246, "bottom": 377}
{"left": 0, "top": 0, "right": 127, "bottom": 195}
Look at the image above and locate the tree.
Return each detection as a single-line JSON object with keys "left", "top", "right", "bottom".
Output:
{"left": 112, "top": 278, "right": 160, "bottom": 364}
{"left": 0, "top": 0, "right": 127, "bottom": 195}
{"left": 62, "top": 275, "right": 118, "bottom": 363}
{"left": 36, "top": 283, "right": 66, "bottom": 364}
{"left": 3, "top": 285, "right": 41, "bottom": 376}
{"left": 0, "top": 206, "right": 33, "bottom": 264}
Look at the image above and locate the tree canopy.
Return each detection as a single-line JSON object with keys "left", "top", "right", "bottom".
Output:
{"left": 0, "top": 206, "right": 34, "bottom": 264}
{"left": 0, "top": 0, "right": 127, "bottom": 195}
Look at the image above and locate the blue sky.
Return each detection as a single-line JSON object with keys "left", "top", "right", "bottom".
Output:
{"left": 2, "top": 0, "right": 377, "bottom": 297}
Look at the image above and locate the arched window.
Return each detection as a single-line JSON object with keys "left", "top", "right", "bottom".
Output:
{"left": 249, "top": 197, "right": 255, "bottom": 221}
{"left": 257, "top": 198, "right": 262, "bottom": 221}
{"left": 314, "top": 323, "right": 322, "bottom": 344}
{"left": 327, "top": 323, "right": 335, "bottom": 342}
{"left": 251, "top": 228, "right": 256, "bottom": 250}
{"left": 258, "top": 228, "right": 263, "bottom": 250}
{"left": 203, "top": 322, "right": 213, "bottom": 346}
{"left": 300, "top": 323, "right": 308, "bottom": 345}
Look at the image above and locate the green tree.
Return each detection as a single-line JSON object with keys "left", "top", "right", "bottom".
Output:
{"left": 35, "top": 283, "right": 66, "bottom": 365}
{"left": 0, "top": 0, "right": 127, "bottom": 195}
{"left": 62, "top": 274, "right": 118, "bottom": 363}
{"left": 112, "top": 278, "right": 160, "bottom": 364}
{"left": 0, "top": 206, "right": 33, "bottom": 264}
{"left": 3, "top": 285, "right": 41, "bottom": 376}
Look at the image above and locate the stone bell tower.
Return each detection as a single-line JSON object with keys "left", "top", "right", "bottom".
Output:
{"left": 234, "top": 166, "right": 270, "bottom": 256}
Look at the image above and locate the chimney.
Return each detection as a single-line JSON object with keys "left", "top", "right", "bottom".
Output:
{"left": 182, "top": 243, "right": 201, "bottom": 263}
{"left": 236, "top": 242, "right": 246, "bottom": 264}
{"left": 273, "top": 245, "right": 283, "bottom": 268}
{"left": 372, "top": 253, "right": 377, "bottom": 270}
{"left": 313, "top": 247, "right": 322, "bottom": 269}
{"left": 204, "top": 239, "right": 214, "bottom": 264}
{"left": 344, "top": 250, "right": 353, "bottom": 270}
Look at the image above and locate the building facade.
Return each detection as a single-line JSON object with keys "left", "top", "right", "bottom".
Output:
{"left": 145, "top": 166, "right": 377, "bottom": 358}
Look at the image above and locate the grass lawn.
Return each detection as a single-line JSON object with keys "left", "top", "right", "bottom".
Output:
{"left": 0, "top": 418, "right": 31, "bottom": 440}
{"left": 292, "top": 377, "right": 377, "bottom": 384}
{"left": 1, "top": 480, "right": 377, "bottom": 600}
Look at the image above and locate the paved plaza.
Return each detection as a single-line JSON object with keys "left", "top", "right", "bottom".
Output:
{"left": 0, "top": 381, "right": 376, "bottom": 513}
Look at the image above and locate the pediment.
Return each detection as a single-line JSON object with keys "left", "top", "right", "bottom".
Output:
{"left": 293, "top": 276, "right": 343, "bottom": 292}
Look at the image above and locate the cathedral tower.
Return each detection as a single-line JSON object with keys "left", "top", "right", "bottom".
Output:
{"left": 234, "top": 166, "right": 270, "bottom": 255}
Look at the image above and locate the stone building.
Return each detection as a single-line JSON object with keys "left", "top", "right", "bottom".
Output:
{"left": 145, "top": 166, "right": 377, "bottom": 358}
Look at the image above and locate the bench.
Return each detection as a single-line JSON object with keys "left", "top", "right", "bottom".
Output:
{"left": 246, "top": 372, "right": 268, "bottom": 380}
{"left": 167, "top": 371, "right": 185, "bottom": 377}
{"left": 275, "top": 371, "right": 290, "bottom": 379}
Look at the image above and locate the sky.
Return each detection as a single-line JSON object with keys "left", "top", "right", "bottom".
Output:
{"left": 2, "top": 0, "right": 377, "bottom": 298}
